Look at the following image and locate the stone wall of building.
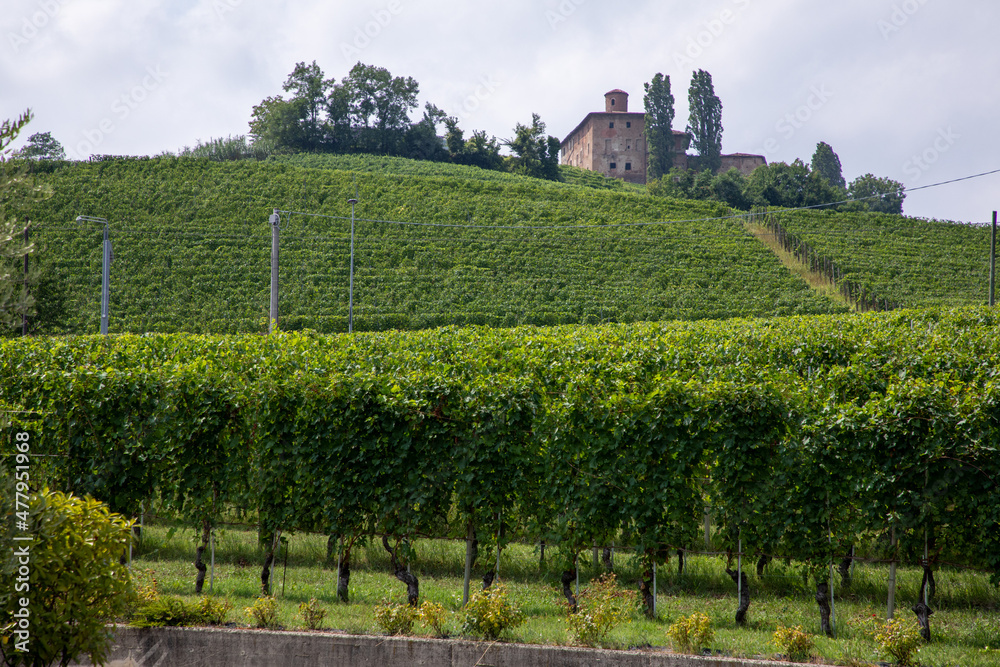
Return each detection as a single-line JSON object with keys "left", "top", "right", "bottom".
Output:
{"left": 561, "top": 89, "right": 765, "bottom": 185}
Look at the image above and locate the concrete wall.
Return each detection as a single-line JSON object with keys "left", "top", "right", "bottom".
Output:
{"left": 71, "top": 627, "right": 802, "bottom": 667}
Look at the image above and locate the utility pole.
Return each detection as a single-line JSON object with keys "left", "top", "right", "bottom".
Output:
{"left": 269, "top": 209, "right": 280, "bottom": 334}
{"left": 348, "top": 196, "right": 357, "bottom": 333}
{"left": 22, "top": 222, "right": 29, "bottom": 336}
{"left": 76, "top": 216, "right": 111, "bottom": 334}
{"left": 990, "top": 211, "right": 997, "bottom": 307}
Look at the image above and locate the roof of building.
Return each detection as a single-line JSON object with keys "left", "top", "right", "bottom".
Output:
{"left": 560, "top": 110, "right": 688, "bottom": 148}
{"left": 605, "top": 88, "right": 628, "bottom": 95}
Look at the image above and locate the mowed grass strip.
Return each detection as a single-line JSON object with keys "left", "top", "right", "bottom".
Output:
{"left": 131, "top": 522, "right": 1000, "bottom": 665}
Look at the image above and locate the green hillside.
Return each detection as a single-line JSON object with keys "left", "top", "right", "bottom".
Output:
{"left": 269, "top": 152, "right": 642, "bottom": 192}
{"left": 762, "top": 208, "right": 992, "bottom": 308}
{"left": 7, "top": 156, "right": 845, "bottom": 334}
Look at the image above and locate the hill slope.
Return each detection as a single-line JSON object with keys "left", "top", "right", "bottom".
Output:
{"left": 761, "top": 208, "right": 992, "bottom": 309}
{"left": 8, "top": 156, "right": 846, "bottom": 334}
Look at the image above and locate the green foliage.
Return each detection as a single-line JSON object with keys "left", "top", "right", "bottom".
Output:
{"left": 667, "top": 612, "right": 714, "bottom": 654}
{"left": 686, "top": 70, "right": 723, "bottom": 174}
{"left": 771, "top": 625, "right": 815, "bottom": 662}
{"left": 765, "top": 206, "right": 987, "bottom": 308}
{"left": 567, "top": 574, "right": 637, "bottom": 646}
{"left": 504, "top": 113, "right": 561, "bottom": 181}
{"left": 132, "top": 595, "right": 232, "bottom": 628}
{"left": 16, "top": 156, "right": 848, "bottom": 334}
{"left": 3, "top": 307, "right": 1000, "bottom": 605}
{"left": 461, "top": 582, "right": 525, "bottom": 640}
{"left": 644, "top": 74, "right": 676, "bottom": 179}
{"left": 0, "top": 110, "right": 32, "bottom": 158}
{"left": 848, "top": 173, "right": 906, "bottom": 214}
{"left": 10, "top": 132, "right": 65, "bottom": 161}
{"left": 298, "top": 598, "right": 327, "bottom": 630}
{"left": 743, "top": 159, "right": 843, "bottom": 209}
{"left": 811, "top": 141, "right": 846, "bottom": 189}
{"left": 0, "top": 487, "right": 134, "bottom": 667}
{"left": 416, "top": 601, "right": 448, "bottom": 637}
{"left": 244, "top": 595, "right": 279, "bottom": 629}
{"left": 177, "top": 135, "right": 275, "bottom": 161}
{"left": 373, "top": 600, "right": 418, "bottom": 635}
{"left": 854, "top": 615, "right": 924, "bottom": 666}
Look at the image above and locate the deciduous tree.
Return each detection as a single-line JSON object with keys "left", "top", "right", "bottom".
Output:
{"left": 505, "top": 114, "right": 560, "bottom": 181}
{"left": 342, "top": 62, "right": 419, "bottom": 155}
{"left": 847, "top": 173, "right": 905, "bottom": 215}
{"left": 10, "top": 132, "right": 65, "bottom": 161}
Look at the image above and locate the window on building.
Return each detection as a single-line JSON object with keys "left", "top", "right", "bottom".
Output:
{"left": 625, "top": 162, "right": 632, "bottom": 171}
{"left": 609, "top": 121, "right": 614, "bottom": 129}
{"left": 626, "top": 121, "right": 631, "bottom": 128}
{"left": 609, "top": 162, "right": 617, "bottom": 169}
{"left": 611, "top": 98, "right": 616, "bottom": 107}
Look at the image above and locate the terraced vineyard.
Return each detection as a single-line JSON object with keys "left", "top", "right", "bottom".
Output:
{"left": 7, "top": 157, "right": 845, "bottom": 334}
{"left": 763, "top": 208, "right": 993, "bottom": 309}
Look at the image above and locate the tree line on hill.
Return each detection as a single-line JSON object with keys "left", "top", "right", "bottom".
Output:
{"left": 241, "top": 60, "right": 561, "bottom": 181}
{"left": 642, "top": 71, "right": 905, "bottom": 215}
{"left": 647, "top": 146, "right": 906, "bottom": 215}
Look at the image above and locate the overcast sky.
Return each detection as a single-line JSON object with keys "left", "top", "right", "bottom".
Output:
{"left": 3, "top": 0, "right": 998, "bottom": 223}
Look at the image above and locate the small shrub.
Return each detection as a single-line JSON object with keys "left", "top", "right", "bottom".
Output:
{"left": 132, "top": 595, "right": 230, "bottom": 628}
{"left": 197, "top": 596, "right": 233, "bottom": 625}
{"left": 417, "top": 601, "right": 449, "bottom": 637}
{"left": 461, "top": 582, "right": 526, "bottom": 640}
{"left": 567, "top": 573, "right": 637, "bottom": 646}
{"left": 299, "top": 598, "right": 327, "bottom": 630}
{"left": 667, "top": 612, "right": 714, "bottom": 654}
{"left": 771, "top": 625, "right": 814, "bottom": 662}
{"left": 374, "top": 600, "right": 418, "bottom": 636}
{"left": 133, "top": 568, "right": 160, "bottom": 606}
{"left": 244, "top": 595, "right": 279, "bottom": 629}
{"left": 871, "top": 617, "right": 923, "bottom": 666}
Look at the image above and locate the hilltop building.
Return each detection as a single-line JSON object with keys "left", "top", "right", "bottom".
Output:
{"left": 560, "top": 89, "right": 766, "bottom": 185}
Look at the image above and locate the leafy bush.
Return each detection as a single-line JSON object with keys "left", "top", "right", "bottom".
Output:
{"left": 244, "top": 595, "right": 279, "bottom": 629}
{"left": 872, "top": 618, "right": 923, "bottom": 666}
{"left": 373, "top": 600, "right": 417, "bottom": 636}
{"left": 1, "top": 485, "right": 134, "bottom": 667}
{"left": 131, "top": 595, "right": 231, "bottom": 628}
{"left": 417, "top": 601, "right": 449, "bottom": 637}
{"left": 567, "top": 573, "right": 637, "bottom": 646}
{"left": 667, "top": 612, "right": 714, "bottom": 654}
{"left": 298, "top": 598, "right": 327, "bottom": 630}
{"left": 850, "top": 614, "right": 923, "bottom": 666}
{"left": 461, "top": 583, "right": 525, "bottom": 640}
{"left": 771, "top": 625, "right": 814, "bottom": 662}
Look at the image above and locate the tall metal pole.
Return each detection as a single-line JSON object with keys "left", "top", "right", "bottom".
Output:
{"left": 75, "top": 216, "right": 111, "bottom": 334}
{"left": 100, "top": 222, "right": 110, "bottom": 335}
{"left": 22, "top": 223, "right": 29, "bottom": 336}
{"left": 990, "top": 211, "right": 997, "bottom": 307}
{"left": 348, "top": 198, "right": 357, "bottom": 333}
{"left": 269, "top": 209, "right": 280, "bottom": 334}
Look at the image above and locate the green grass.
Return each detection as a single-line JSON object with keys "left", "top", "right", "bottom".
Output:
{"left": 131, "top": 522, "right": 1000, "bottom": 665}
